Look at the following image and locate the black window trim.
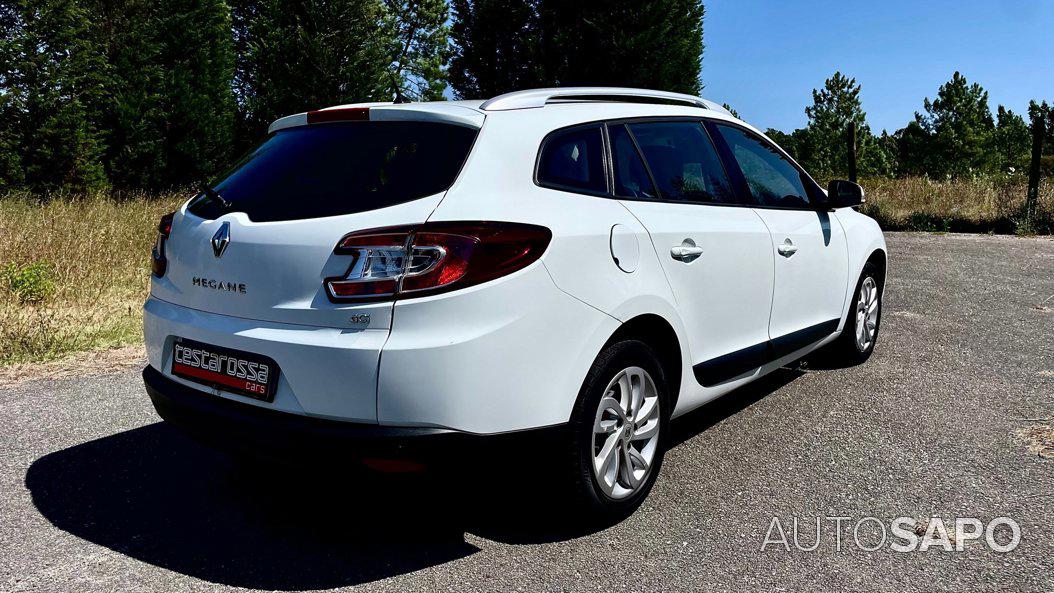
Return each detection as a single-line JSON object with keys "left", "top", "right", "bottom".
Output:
{"left": 533, "top": 116, "right": 828, "bottom": 212}
{"left": 607, "top": 122, "right": 660, "bottom": 201}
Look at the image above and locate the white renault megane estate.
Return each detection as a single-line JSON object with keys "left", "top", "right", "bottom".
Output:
{"left": 143, "top": 87, "right": 886, "bottom": 517}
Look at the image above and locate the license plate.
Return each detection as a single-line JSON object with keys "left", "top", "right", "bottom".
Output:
{"left": 171, "top": 338, "right": 279, "bottom": 402}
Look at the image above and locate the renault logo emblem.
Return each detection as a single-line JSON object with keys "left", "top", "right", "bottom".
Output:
{"left": 211, "top": 222, "right": 230, "bottom": 258}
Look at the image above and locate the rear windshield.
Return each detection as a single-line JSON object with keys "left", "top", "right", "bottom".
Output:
{"left": 189, "top": 122, "right": 478, "bottom": 222}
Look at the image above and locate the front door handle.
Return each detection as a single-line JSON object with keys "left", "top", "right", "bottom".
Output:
{"left": 671, "top": 239, "right": 704, "bottom": 262}
{"left": 777, "top": 238, "right": 798, "bottom": 257}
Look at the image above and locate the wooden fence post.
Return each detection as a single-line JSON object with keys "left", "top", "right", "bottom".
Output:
{"left": 1027, "top": 112, "right": 1046, "bottom": 225}
{"left": 847, "top": 121, "right": 858, "bottom": 183}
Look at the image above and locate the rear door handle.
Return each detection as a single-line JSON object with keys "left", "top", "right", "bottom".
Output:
{"left": 777, "top": 238, "right": 798, "bottom": 257}
{"left": 671, "top": 239, "right": 703, "bottom": 262}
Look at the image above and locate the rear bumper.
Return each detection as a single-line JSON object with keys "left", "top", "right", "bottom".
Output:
{"left": 143, "top": 296, "right": 387, "bottom": 423}
{"left": 143, "top": 365, "right": 563, "bottom": 462}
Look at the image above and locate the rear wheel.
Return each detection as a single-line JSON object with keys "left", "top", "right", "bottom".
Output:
{"left": 567, "top": 340, "right": 669, "bottom": 519}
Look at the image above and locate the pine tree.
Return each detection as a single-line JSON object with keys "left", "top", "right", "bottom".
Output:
{"left": 448, "top": 0, "right": 547, "bottom": 98}
{"left": 154, "top": 0, "right": 237, "bottom": 186}
{"left": 990, "top": 105, "right": 1030, "bottom": 174}
{"left": 867, "top": 130, "right": 898, "bottom": 178}
{"left": 449, "top": 0, "right": 705, "bottom": 99}
{"left": 232, "top": 0, "right": 392, "bottom": 139}
{"left": 895, "top": 120, "right": 932, "bottom": 177}
{"left": 765, "top": 128, "right": 798, "bottom": 159}
{"left": 90, "top": 0, "right": 166, "bottom": 189}
{"left": 0, "top": 0, "right": 110, "bottom": 192}
{"left": 381, "top": 0, "right": 450, "bottom": 102}
{"left": 791, "top": 72, "right": 892, "bottom": 180}
{"left": 795, "top": 72, "right": 866, "bottom": 179}
{"left": 93, "top": 0, "right": 237, "bottom": 188}
{"left": 907, "top": 71, "right": 995, "bottom": 178}
{"left": 539, "top": 0, "right": 704, "bottom": 94}
{"left": 0, "top": 3, "right": 25, "bottom": 189}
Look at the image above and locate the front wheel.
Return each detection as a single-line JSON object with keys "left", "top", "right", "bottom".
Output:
{"left": 819, "top": 261, "right": 883, "bottom": 365}
{"left": 567, "top": 340, "right": 669, "bottom": 519}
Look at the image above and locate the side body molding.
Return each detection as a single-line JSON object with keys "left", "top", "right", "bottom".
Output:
{"left": 693, "top": 318, "right": 839, "bottom": 387}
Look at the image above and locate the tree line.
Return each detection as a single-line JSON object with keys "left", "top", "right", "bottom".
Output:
{"left": 0, "top": 0, "right": 704, "bottom": 194}
{"left": 1, "top": 0, "right": 1050, "bottom": 195}
{"left": 761, "top": 71, "right": 1053, "bottom": 183}
{"left": 0, "top": 0, "right": 451, "bottom": 192}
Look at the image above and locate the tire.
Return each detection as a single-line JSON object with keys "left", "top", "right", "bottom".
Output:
{"left": 566, "top": 339, "right": 670, "bottom": 520}
{"left": 821, "top": 261, "right": 883, "bottom": 365}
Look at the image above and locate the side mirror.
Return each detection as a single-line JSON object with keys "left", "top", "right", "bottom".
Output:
{"left": 825, "top": 180, "right": 865, "bottom": 209}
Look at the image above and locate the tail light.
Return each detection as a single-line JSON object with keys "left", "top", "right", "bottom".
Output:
{"left": 325, "top": 222, "right": 552, "bottom": 302}
{"left": 151, "top": 212, "right": 175, "bottom": 277}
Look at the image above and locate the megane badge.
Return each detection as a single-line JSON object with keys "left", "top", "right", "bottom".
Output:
{"left": 211, "top": 222, "right": 230, "bottom": 258}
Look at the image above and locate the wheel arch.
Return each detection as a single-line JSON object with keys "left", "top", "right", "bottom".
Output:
{"left": 835, "top": 208, "right": 887, "bottom": 332}
{"left": 599, "top": 313, "right": 684, "bottom": 411}
{"left": 866, "top": 247, "right": 887, "bottom": 286}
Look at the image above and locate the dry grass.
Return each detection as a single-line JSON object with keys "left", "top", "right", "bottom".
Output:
{"left": 0, "top": 176, "right": 1052, "bottom": 368}
{"left": 860, "top": 176, "right": 1054, "bottom": 234}
{"left": 0, "top": 344, "right": 145, "bottom": 389}
{"left": 0, "top": 190, "right": 184, "bottom": 365}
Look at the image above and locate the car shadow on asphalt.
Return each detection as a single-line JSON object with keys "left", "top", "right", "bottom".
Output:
{"left": 668, "top": 367, "right": 804, "bottom": 448}
{"left": 25, "top": 368, "right": 803, "bottom": 590}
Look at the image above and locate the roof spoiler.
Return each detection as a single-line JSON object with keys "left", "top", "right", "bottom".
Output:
{"left": 268, "top": 103, "right": 485, "bottom": 134}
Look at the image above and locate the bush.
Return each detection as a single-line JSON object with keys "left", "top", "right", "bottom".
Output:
{"left": 3, "top": 261, "right": 55, "bottom": 304}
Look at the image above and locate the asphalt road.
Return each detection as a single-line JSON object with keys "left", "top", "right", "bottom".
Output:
{"left": 2, "top": 232, "right": 1053, "bottom": 592}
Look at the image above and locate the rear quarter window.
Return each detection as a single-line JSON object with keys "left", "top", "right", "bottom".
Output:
{"left": 190, "top": 122, "right": 478, "bottom": 222}
{"left": 536, "top": 126, "right": 606, "bottom": 194}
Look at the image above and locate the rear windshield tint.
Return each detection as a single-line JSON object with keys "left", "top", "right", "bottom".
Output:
{"left": 189, "top": 122, "right": 478, "bottom": 222}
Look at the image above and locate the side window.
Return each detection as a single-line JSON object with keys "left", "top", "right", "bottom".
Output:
{"left": 537, "top": 126, "right": 606, "bottom": 193}
{"left": 713, "top": 124, "right": 811, "bottom": 208}
{"left": 627, "top": 122, "right": 735, "bottom": 204}
{"left": 609, "top": 124, "right": 657, "bottom": 199}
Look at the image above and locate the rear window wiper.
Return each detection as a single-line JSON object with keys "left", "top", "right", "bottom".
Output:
{"left": 196, "top": 183, "right": 232, "bottom": 211}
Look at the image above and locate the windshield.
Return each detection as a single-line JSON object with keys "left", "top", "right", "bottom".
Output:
{"left": 189, "top": 121, "right": 478, "bottom": 222}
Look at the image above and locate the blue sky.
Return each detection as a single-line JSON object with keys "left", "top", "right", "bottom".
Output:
{"left": 703, "top": 0, "right": 1054, "bottom": 133}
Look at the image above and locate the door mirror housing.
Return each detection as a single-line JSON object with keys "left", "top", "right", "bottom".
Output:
{"left": 824, "top": 180, "right": 865, "bottom": 209}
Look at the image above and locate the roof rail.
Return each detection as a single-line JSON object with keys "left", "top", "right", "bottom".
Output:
{"left": 480, "top": 87, "right": 727, "bottom": 113}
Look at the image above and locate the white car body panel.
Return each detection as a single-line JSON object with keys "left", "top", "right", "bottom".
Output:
{"left": 378, "top": 263, "right": 619, "bottom": 433}
{"left": 752, "top": 208, "right": 850, "bottom": 339}
{"left": 620, "top": 201, "right": 774, "bottom": 376}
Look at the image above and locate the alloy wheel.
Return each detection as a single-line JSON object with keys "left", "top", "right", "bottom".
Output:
{"left": 855, "top": 276, "right": 880, "bottom": 351}
{"left": 591, "top": 366, "right": 661, "bottom": 500}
